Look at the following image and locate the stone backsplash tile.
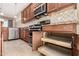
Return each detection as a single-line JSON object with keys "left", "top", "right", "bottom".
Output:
{"left": 50, "top": 9, "right": 78, "bottom": 25}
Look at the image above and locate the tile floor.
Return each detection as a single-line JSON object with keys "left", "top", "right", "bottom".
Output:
{"left": 3, "top": 39, "right": 41, "bottom": 56}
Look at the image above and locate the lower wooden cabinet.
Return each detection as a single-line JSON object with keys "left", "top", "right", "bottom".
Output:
{"left": 20, "top": 28, "right": 29, "bottom": 42}
{"left": 41, "top": 23, "right": 79, "bottom": 55}
{"left": 32, "top": 32, "right": 43, "bottom": 51}
{"left": 2, "top": 27, "right": 8, "bottom": 41}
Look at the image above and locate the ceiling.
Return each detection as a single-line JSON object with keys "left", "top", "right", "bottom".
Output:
{"left": 0, "top": 3, "right": 29, "bottom": 18}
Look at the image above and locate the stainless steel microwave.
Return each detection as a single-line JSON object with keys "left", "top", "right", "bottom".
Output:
{"left": 34, "top": 3, "right": 47, "bottom": 16}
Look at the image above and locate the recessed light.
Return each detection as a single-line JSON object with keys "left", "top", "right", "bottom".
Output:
{"left": 14, "top": 16, "right": 17, "bottom": 18}
{"left": 0, "top": 12, "right": 4, "bottom": 15}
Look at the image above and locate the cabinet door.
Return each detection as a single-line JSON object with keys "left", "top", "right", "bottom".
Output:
{"left": 24, "top": 29, "right": 29, "bottom": 42}
{"left": 47, "top": 3, "right": 58, "bottom": 13}
{"left": 20, "top": 28, "right": 24, "bottom": 39}
{"left": 47, "top": 3, "right": 74, "bottom": 13}
{"left": 32, "top": 32, "right": 43, "bottom": 51}
{"left": 21, "top": 10, "right": 24, "bottom": 23}
{"left": 23, "top": 5, "right": 31, "bottom": 22}
{"left": 20, "top": 28, "right": 29, "bottom": 42}
{"left": 30, "top": 4, "right": 35, "bottom": 20}
{"left": 21, "top": 3, "right": 40, "bottom": 23}
{"left": 24, "top": 8, "right": 27, "bottom": 22}
{"left": 57, "top": 3, "right": 73, "bottom": 9}
{"left": 30, "top": 3, "right": 41, "bottom": 20}
{"left": 2, "top": 27, "right": 8, "bottom": 41}
{"left": 32, "top": 3, "right": 39, "bottom": 9}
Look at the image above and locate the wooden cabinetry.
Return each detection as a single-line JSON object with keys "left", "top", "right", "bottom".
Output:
{"left": 42, "top": 23, "right": 76, "bottom": 33}
{"left": 2, "top": 27, "right": 8, "bottom": 41}
{"left": 21, "top": 3, "right": 43, "bottom": 23}
{"left": 32, "top": 3, "right": 40, "bottom": 9}
{"left": 47, "top": 3, "right": 75, "bottom": 13}
{"left": 21, "top": 4, "right": 35, "bottom": 23}
{"left": 39, "top": 23, "right": 79, "bottom": 56}
{"left": 21, "top": 6, "right": 31, "bottom": 23}
{"left": 32, "top": 32, "right": 43, "bottom": 51}
{"left": 25, "top": 5, "right": 31, "bottom": 22}
{"left": 21, "top": 10, "right": 24, "bottom": 23}
{"left": 20, "top": 28, "right": 29, "bottom": 42}
{"left": 0, "top": 22, "right": 2, "bottom": 56}
{"left": 21, "top": 3, "right": 76, "bottom": 23}
{"left": 47, "top": 3, "right": 57, "bottom": 13}
{"left": 30, "top": 3, "right": 36, "bottom": 20}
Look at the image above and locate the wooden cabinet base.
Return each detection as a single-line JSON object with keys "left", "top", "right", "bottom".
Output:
{"left": 32, "top": 32, "right": 43, "bottom": 51}
{"left": 2, "top": 27, "right": 8, "bottom": 41}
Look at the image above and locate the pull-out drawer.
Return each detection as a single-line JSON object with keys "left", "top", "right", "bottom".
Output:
{"left": 42, "top": 23, "right": 76, "bottom": 33}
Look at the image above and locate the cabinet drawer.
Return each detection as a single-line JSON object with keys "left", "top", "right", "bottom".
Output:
{"left": 42, "top": 23, "right": 76, "bottom": 33}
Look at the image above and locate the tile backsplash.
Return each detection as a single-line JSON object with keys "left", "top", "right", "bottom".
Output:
{"left": 50, "top": 9, "right": 77, "bottom": 25}
{"left": 15, "top": 8, "right": 78, "bottom": 28}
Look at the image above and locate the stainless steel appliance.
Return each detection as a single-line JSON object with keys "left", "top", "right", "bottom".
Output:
{"left": 39, "top": 20, "right": 50, "bottom": 25}
{"left": 34, "top": 3, "right": 47, "bottom": 16}
{"left": 28, "top": 24, "right": 42, "bottom": 47}
{"left": 29, "top": 24, "right": 42, "bottom": 31}
{"left": 8, "top": 28, "right": 19, "bottom": 40}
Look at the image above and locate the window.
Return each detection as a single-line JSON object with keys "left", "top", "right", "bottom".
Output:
{"left": 3, "top": 20, "right": 8, "bottom": 27}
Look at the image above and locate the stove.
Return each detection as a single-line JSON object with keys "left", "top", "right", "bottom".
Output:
{"left": 28, "top": 24, "right": 42, "bottom": 47}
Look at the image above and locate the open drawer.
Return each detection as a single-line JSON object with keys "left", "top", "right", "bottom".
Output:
{"left": 41, "top": 37, "right": 72, "bottom": 49}
{"left": 38, "top": 44, "right": 71, "bottom": 56}
{"left": 42, "top": 23, "right": 76, "bottom": 33}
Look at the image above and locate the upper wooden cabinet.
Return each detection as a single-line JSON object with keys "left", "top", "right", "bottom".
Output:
{"left": 26, "top": 5, "right": 31, "bottom": 22}
{"left": 21, "top": 10, "right": 24, "bottom": 23}
{"left": 47, "top": 3, "right": 76, "bottom": 13}
{"left": 47, "top": 3, "right": 57, "bottom": 13}
{"left": 21, "top": 3, "right": 76, "bottom": 23}
{"left": 21, "top": 4, "right": 35, "bottom": 23}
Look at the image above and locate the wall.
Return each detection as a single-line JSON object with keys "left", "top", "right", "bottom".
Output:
{"left": 15, "top": 4, "right": 77, "bottom": 28}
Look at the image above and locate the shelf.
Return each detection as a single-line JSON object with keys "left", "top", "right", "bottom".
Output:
{"left": 38, "top": 44, "right": 71, "bottom": 56}
{"left": 41, "top": 37, "right": 72, "bottom": 49}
